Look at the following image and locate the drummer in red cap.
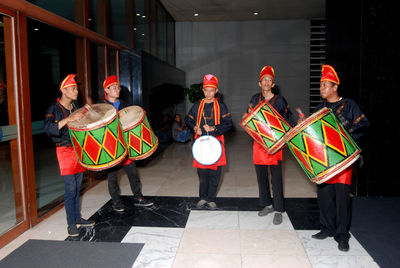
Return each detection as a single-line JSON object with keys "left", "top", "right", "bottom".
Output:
{"left": 244, "top": 66, "right": 296, "bottom": 225}
{"left": 184, "top": 74, "right": 232, "bottom": 209}
{"left": 44, "top": 74, "right": 95, "bottom": 237}
{"left": 102, "top": 75, "right": 153, "bottom": 212}
{"left": 312, "top": 65, "right": 369, "bottom": 251}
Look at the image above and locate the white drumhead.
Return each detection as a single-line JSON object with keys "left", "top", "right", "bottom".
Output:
{"left": 192, "top": 135, "right": 222, "bottom": 165}
{"left": 119, "top": 106, "right": 145, "bottom": 130}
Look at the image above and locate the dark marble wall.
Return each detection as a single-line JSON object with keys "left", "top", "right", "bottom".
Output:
{"left": 326, "top": 0, "right": 400, "bottom": 195}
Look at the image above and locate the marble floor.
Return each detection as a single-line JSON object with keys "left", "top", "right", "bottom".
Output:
{"left": 0, "top": 131, "right": 379, "bottom": 267}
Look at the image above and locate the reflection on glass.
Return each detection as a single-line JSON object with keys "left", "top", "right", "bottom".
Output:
{"left": 167, "top": 17, "right": 175, "bottom": 65}
{"left": 27, "top": 18, "right": 81, "bottom": 215}
{"left": 27, "top": 0, "right": 75, "bottom": 22}
{"left": 134, "top": 0, "right": 149, "bottom": 52}
{"left": 157, "top": 5, "right": 167, "bottom": 61}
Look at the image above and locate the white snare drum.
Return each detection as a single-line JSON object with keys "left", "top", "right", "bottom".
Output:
{"left": 192, "top": 135, "right": 222, "bottom": 165}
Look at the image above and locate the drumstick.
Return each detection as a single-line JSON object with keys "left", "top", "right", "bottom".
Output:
{"left": 296, "top": 107, "right": 305, "bottom": 120}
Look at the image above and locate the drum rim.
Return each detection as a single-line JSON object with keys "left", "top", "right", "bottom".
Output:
{"left": 192, "top": 135, "right": 222, "bottom": 165}
{"left": 76, "top": 148, "right": 128, "bottom": 171}
{"left": 68, "top": 105, "right": 118, "bottom": 131}
{"left": 312, "top": 150, "right": 360, "bottom": 184}
{"left": 240, "top": 99, "right": 268, "bottom": 127}
{"left": 284, "top": 107, "right": 331, "bottom": 143}
{"left": 119, "top": 106, "right": 146, "bottom": 131}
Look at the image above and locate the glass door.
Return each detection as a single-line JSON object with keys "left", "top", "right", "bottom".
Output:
{"left": 0, "top": 13, "right": 25, "bottom": 238}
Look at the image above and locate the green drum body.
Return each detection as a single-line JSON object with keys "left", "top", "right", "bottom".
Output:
{"left": 285, "top": 107, "right": 360, "bottom": 184}
{"left": 68, "top": 104, "right": 127, "bottom": 171}
{"left": 240, "top": 99, "right": 292, "bottom": 154}
{"left": 119, "top": 106, "right": 159, "bottom": 160}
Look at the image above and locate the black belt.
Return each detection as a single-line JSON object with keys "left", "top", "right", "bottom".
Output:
{"left": 55, "top": 141, "right": 72, "bottom": 147}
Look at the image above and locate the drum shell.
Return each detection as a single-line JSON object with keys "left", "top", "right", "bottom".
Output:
{"left": 284, "top": 107, "right": 361, "bottom": 184}
{"left": 119, "top": 106, "right": 159, "bottom": 160}
{"left": 68, "top": 104, "right": 127, "bottom": 171}
{"left": 240, "top": 100, "right": 291, "bottom": 154}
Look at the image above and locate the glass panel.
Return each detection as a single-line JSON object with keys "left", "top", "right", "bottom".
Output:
{"left": 26, "top": 18, "right": 79, "bottom": 215}
{"left": 157, "top": 5, "right": 167, "bottom": 61}
{"left": 108, "top": 47, "right": 117, "bottom": 76}
{"left": 109, "top": 1, "right": 131, "bottom": 47}
{"left": 134, "top": 0, "right": 149, "bottom": 52}
{"left": 90, "top": 42, "right": 106, "bottom": 103}
{"left": 167, "top": 16, "right": 175, "bottom": 65}
{"left": 0, "top": 14, "right": 22, "bottom": 235}
{"left": 88, "top": 0, "right": 97, "bottom": 32}
{"left": 150, "top": 0, "right": 157, "bottom": 55}
{"left": 27, "top": 0, "right": 75, "bottom": 22}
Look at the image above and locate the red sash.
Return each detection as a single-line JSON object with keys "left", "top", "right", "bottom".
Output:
{"left": 56, "top": 146, "right": 86, "bottom": 176}
{"left": 253, "top": 141, "right": 282, "bottom": 165}
{"left": 325, "top": 166, "right": 352, "bottom": 185}
{"left": 193, "top": 98, "right": 225, "bottom": 170}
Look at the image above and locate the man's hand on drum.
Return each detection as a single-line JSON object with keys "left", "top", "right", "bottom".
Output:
{"left": 203, "top": 124, "right": 215, "bottom": 133}
{"left": 68, "top": 111, "right": 85, "bottom": 122}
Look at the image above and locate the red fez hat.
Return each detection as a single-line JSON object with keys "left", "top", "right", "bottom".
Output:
{"left": 60, "top": 74, "right": 77, "bottom": 91}
{"left": 203, "top": 74, "right": 218, "bottom": 88}
{"left": 103, "top": 75, "right": 119, "bottom": 89}
{"left": 259, "top": 66, "right": 275, "bottom": 81}
{"left": 321, "top": 65, "right": 340, "bottom": 85}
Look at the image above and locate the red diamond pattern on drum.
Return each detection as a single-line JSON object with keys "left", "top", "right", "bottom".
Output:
{"left": 118, "top": 122, "right": 125, "bottom": 147}
{"left": 83, "top": 134, "right": 102, "bottom": 164}
{"left": 322, "top": 122, "right": 347, "bottom": 156}
{"left": 103, "top": 129, "right": 118, "bottom": 159}
{"left": 253, "top": 119, "right": 276, "bottom": 142}
{"left": 337, "top": 121, "right": 352, "bottom": 144}
{"left": 248, "top": 127, "right": 268, "bottom": 145}
{"left": 72, "top": 136, "right": 83, "bottom": 161}
{"left": 303, "top": 134, "right": 328, "bottom": 166}
{"left": 129, "top": 132, "right": 142, "bottom": 154}
{"left": 291, "top": 143, "right": 313, "bottom": 173}
{"left": 261, "top": 110, "right": 285, "bottom": 132}
{"left": 141, "top": 123, "right": 153, "bottom": 147}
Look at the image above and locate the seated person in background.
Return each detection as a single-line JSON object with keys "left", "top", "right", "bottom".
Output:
{"left": 172, "top": 114, "right": 191, "bottom": 143}
{"left": 155, "top": 113, "right": 172, "bottom": 143}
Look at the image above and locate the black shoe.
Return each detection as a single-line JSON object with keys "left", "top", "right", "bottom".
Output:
{"left": 67, "top": 225, "right": 79, "bottom": 237}
{"left": 76, "top": 218, "right": 95, "bottom": 227}
{"left": 112, "top": 201, "right": 125, "bottom": 212}
{"left": 338, "top": 240, "right": 350, "bottom": 252}
{"left": 134, "top": 197, "right": 154, "bottom": 207}
{"left": 312, "top": 231, "right": 332, "bottom": 240}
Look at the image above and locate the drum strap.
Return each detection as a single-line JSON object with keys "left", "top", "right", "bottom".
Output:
{"left": 196, "top": 98, "right": 220, "bottom": 126}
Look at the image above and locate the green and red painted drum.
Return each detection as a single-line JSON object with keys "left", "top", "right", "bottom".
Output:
{"left": 68, "top": 104, "right": 127, "bottom": 171}
{"left": 284, "top": 107, "right": 360, "bottom": 184}
{"left": 119, "top": 106, "right": 159, "bottom": 160}
{"left": 240, "top": 100, "right": 292, "bottom": 154}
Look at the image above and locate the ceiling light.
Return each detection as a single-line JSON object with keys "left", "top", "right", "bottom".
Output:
{"left": 133, "top": 27, "right": 137, "bottom": 31}
{"left": 34, "top": 28, "right": 39, "bottom": 31}
{"left": 142, "top": 15, "right": 146, "bottom": 18}
{"left": 88, "top": 18, "right": 92, "bottom": 21}
{"left": 136, "top": 13, "right": 140, "bottom": 16}
{"left": 193, "top": 13, "right": 199, "bottom": 17}
{"left": 253, "top": 12, "right": 259, "bottom": 16}
{"left": 141, "top": 33, "right": 145, "bottom": 36}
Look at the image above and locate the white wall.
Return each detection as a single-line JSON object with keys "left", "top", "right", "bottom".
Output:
{"left": 176, "top": 20, "right": 310, "bottom": 128}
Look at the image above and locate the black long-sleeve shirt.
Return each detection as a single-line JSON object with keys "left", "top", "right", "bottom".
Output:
{"left": 185, "top": 98, "right": 232, "bottom": 137}
{"left": 247, "top": 93, "right": 296, "bottom": 127}
{"left": 314, "top": 98, "right": 370, "bottom": 140}
{"left": 43, "top": 101, "right": 79, "bottom": 146}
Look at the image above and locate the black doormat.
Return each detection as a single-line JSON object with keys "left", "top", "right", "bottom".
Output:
{"left": 0, "top": 239, "right": 144, "bottom": 268}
